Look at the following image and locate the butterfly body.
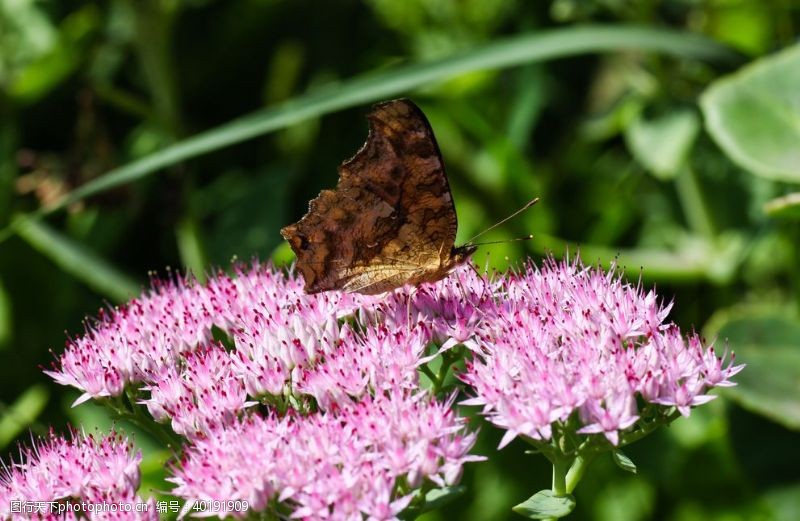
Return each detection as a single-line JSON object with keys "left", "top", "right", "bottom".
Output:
{"left": 281, "top": 99, "right": 475, "bottom": 295}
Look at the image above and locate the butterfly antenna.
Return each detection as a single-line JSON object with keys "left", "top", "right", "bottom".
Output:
{"left": 470, "top": 234, "right": 534, "bottom": 247}
{"left": 464, "top": 197, "right": 539, "bottom": 245}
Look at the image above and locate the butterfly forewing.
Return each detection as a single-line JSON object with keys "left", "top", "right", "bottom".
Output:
{"left": 281, "top": 99, "right": 467, "bottom": 295}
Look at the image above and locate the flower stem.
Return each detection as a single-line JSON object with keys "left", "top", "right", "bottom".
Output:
{"left": 419, "top": 364, "right": 438, "bottom": 389}
{"left": 566, "top": 453, "right": 594, "bottom": 493}
{"left": 541, "top": 457, "right": 572, "bottom": 521}
{"left": 551, "top": 457, "right": 569, "bottom": 496}
{"left": 435, "top": 351, "right": 455, "bottom": 390}
{"left": 674, "top": 165, "right": 715, "bottom": 238}
{"left": 103, "top": 394, "right": 183, "bottom": 450}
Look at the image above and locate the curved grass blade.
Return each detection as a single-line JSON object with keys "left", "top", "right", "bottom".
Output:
{"left": 14, "top": 216, "right": 139, "bottom": 301}
{"left": 0, "top": 385, "right": 49, "bottom": 450}
{"left": 1, "top": 25, "right": 736, "bottom": 242}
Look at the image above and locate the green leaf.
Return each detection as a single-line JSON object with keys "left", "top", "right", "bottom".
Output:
{"left": 701, "top": 44, "right": 800, "bottom": 183}
{"left": 14, "top": 216, "right": 139, "bottom": 302}
{"left": 513, "top": 490, "right": 576, "bottom": 519}
{"left": 611, "top": 450, "right": 638, "bottom": 474}
{"left": 7, "top": 6, "right": 100, "bottom": 104}
{"left": 533, "top": 231, "right": 745, "bottom": 284}
{"left": 625, "top": 110, "right": 700, "bottom": 180}
{"left": 399, "top": 486, "right": 466, "bottom": 519}
{"left": 0, "top": 385, "right": 49, "bottom": 449}
{"left": 421, "top": 486, "right": 466, "bottom": 511}
{"left": 28, "top": 25, "right": 734, "bottom": 217}
{"left": 709, "top": 313, "right": 800, "bottom": 430}
{"left": 763, "top": 192, "right": 800, "bottom": 219}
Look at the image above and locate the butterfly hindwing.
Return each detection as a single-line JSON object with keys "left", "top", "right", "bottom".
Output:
{"left": 281, "top": 99, "right": 462, "bottom": 294}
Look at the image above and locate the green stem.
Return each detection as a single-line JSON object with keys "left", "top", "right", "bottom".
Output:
{"left": 92, "top": 83, "right": 155, "bottom": 121}
{"left": 123, "top": 408, "right": 183, "bottom": 450}
{"left": 435, "top": 352, "right": 454, "bottom": 391}
{"left": 419, "top": 364, "right": 438, "bottom": 388}
{"left": 551, "top": 458, "right": 569, "bottom": 496}
{"left": 674, "top": 165, "right": 715, "bottom": 238}
{"left": 103, "top": 394, "right": 183, "bottom": 450}
{"left": 541, "top": 457, "right": 572, "bottom": 521}
{"left": 176, "top": 214, "right": 208, "bottom": 281}
{"left": 620, "top": 408, "right": 681, "bottom": 446}
{"left": 565, "top": 453, "right": 594, "bottom": 493}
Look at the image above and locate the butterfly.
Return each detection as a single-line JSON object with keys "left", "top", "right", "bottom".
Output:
{"left": 281, "top": 98, "right": 535, "bottom": 295}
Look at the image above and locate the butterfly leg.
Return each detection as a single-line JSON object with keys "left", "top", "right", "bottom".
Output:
{"left": 468, "top": 254, "right": 491, "bottom": 301}
{"left": 405, "top": 285, "right": 418, "bottom": 334}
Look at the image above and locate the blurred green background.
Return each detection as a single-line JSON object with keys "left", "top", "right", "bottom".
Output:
{"left": 1, "top": 0, "right": 799, "bottom": 519}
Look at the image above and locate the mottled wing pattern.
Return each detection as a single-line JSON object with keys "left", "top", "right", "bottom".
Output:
{"left": 280, "top": 99, "right": 458, "bottom": 294}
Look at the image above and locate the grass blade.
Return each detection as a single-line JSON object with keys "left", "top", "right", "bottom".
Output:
{"left": 0, "top": 385, "right": 49, "bottom": 450}
{"left": 35, "top": 25, "right": 736, "bottom": 217}
{"left": 14, "top": 216, "right": 139, "bottom": 301}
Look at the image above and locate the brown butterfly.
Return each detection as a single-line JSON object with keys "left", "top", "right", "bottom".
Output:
{"left": 281, "top": 99, "right": 535, "bottom": 295}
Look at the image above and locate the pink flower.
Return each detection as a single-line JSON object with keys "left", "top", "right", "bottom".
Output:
{"left": 0, "top": 430, "right": 157, "bottom": 520}
{"left": 377, "top": 266, "right": 498, "bottom": 350}
{"left": 140, "top": 344, "right": 255, "bottom": 438}
{"left": 460, "top": 257, "right": 743, "bottom": 446}
{"left": 46, "top": 261, "right": 486, "bottom": 519}
{"left": 169, "top": 390, "right": 481, "bottom": 520}
{"left": 46, "top": 263, "right": 365, "bottom": 407}
{"left": 41, "top": 254, "right": 742, "bottom": 519}
{"left": 45, "top": 276, "right": 220, "bottom": 405}
{"left": 295, "top": 324, "right": 431, "bottom": 409}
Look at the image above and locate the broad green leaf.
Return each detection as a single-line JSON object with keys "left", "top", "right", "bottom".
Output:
{"left": 701, "top": 44, "right": 800, "bottom": 183}
{"left": 14, "top": 216, "right": 139, "bottom": 302}
{"left": 7, "top": 6, "right": 100, "bottom": 103}
{"left": 400, "top": 486, "right": 466, "bottom": 519}
{"left": 625, "top": 110, "right": 700, "bottom": 180}
{"left": 763, "top": 192, "right": 800, "bottom": 219}
{"left": 611, "top": 450, "right": 637, "bottom": 474}
{"left": 533, "top": 231, "right": 744, "bottom": 284}
{"left": 25, "top": 26, "right": 734, "bottom": 218}
{"left": 513, "top": 490, "right": 576, "bottom": 519}
{"left": 0, "top": 385, "right": 49, "bottom": 449}
{"left": 422, "top": 485, "right": 466, "bottom": 509}
{"left": 709, "top": 313, "right": 800, "bottom": 430}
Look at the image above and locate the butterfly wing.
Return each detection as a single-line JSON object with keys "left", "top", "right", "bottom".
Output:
{"left": 280, "top": 99, "right": 459, "bottom": 294}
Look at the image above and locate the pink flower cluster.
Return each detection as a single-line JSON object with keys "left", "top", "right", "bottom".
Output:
{"left": 46, "top": 264, "right": 363, "bottom": 408}
{"left": 170, "top": 391, "right": 480, "bottom": 520}
{"left": 460, "top": 258, "right": 743, "bottom": 446}
{"left": 38, "top": 256, "right": 742, "bottom": 519}
{"left": 45, "top": 262, "right": 483, "bottom": 519}
{"left": 0, "top": 431, "right": 156, "bottom": 520}
{"left": 140, "top": 344, "right": 256, "bottom": 438}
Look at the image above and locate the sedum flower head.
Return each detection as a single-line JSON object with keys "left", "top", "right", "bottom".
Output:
{"left": 459, "top": 258, "right": 743, "bottom": 447}
{"left": 45, "top": 262, "right": 484, "bottom": 519}
{"left": 0, "top": 430, "right": 156, "bottom": 520}
{"left": 42, "top": 256, "right": 742, "bottom": 519}
{"left": 169, "top": 390, "right": 480, "bottom": 520}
